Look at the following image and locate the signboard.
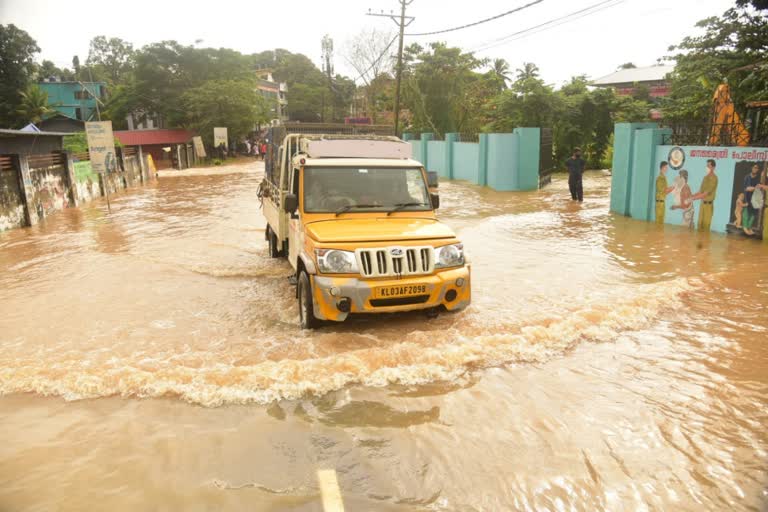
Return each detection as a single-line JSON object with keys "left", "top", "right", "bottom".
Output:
{"left": 192, "top": 136, "right": 206, "bottom": 158}
{"left": 85, "top": 121, "right": 117, "bottom": 174}
{"left": 213, "top": 127, "right": 228, "bottom": 149}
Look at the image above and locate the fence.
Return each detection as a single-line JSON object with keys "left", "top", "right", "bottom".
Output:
{"left": 0, "top": 148, "right": 156, "bottom": 232}
{"left": 405, "top": 128, "right": 542, "bottom": 191}
{"left": 662, "top": 122, "right": 754, "bottom": 147}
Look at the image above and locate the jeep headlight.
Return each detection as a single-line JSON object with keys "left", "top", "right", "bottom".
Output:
{"left": 435, "top": 243, "right": 464, "bottom": 269}
{"left": 315, "top": 249, "right": 359, "bottom": 274}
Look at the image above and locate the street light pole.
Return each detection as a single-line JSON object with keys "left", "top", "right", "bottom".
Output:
{"left": 366, "top": 1, "right": 414, "bottom": 137}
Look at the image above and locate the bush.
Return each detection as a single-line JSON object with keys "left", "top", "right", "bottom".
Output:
{"left": 213, "top": 159, "right": 222, "bottom": 166}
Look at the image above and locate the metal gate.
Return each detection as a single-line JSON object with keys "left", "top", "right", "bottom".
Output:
{"left": 539, "top": 127, "right": 554, "bottom": 188}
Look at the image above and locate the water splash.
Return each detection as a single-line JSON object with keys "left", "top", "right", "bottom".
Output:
{"left": 0, "top": 278, "right": 692, "bottom": 407}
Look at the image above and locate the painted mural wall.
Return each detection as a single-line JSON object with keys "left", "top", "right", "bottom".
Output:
{"left": 73, "top": 161, "right": 101, "bottom": 203}
{"left": 653, "top": 145, "right": 768, "bottom": 239}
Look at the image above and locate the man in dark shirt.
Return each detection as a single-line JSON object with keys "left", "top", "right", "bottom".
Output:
{"left": 566, "top": 148, "right": 586, "bottom": 202}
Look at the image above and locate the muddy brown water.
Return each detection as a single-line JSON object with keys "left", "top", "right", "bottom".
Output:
{"left": 1, "top": 162, "right": 766, "bottom": 511}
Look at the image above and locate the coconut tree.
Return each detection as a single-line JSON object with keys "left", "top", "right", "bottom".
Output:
{"left": 515, "top": 62, "right": 540, "bottom": 81}
{"left": 491, "top": 58, "right": 511, "bottom": 87}
{"left": 16, "top": 84, "right": 52, "bottom": 125}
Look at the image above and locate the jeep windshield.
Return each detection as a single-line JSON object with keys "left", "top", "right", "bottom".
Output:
{"left": 303, "top": 166, "right": 431, "bottom": 214}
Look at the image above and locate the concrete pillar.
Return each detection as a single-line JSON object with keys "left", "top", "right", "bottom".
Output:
{"left": 478, "top": 134, "right": 489, "bottom": 187}
{"left": 444, "top": 133, "right": 458, "bottom": 180}
{"left": 420, "top": 133, "right": 434, "bottom": 170}
{"left": 137, "top": 146, "right": 146, "bottom": 183}
{"left": 610, "top": 122, "right": 658, "bottom": 215}
{"left": 628, "top": 127, "right": 672, "bottom": 221}
{"left": 513, "top": 128, "right": 541, "bottom": 191}
{"left": 486, "top": 133, "right": 519, "bottom": 191}
{"left": 14, "top": 154, "right": 38, "bottom": 226}
{"left": 402, "top": 133, "right": 413, "bottom": 141}
{"left": 63, "top": 152, "right": 79, "bottom": 206}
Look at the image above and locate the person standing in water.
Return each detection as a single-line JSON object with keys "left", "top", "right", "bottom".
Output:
{"left": 566, "top": 147, "right": 586, "bottom": 202}
{"left": 655, "top": 161, "right": 675, "bottom": 224}
{"left": 691, "top": 159, "right": 719, "bottom": 232}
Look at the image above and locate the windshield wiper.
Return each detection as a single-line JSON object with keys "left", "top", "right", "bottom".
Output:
{"left": 387, "top": 202, "right": 429, "bottom": 216}
{"left": 335, "top": 204, "right": 379, "bottom": 216}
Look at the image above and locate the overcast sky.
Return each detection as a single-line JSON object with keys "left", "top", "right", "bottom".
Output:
{"left": 1, "top": 0, "right": 735, "bottom": 86}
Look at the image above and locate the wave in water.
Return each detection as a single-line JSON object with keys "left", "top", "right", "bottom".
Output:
{"left": 0, "top": 279, "right": 693, "bottom": 407}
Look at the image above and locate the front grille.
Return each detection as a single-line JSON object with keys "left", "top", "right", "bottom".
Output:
{"left": 369, "top": 295, "right": 431, "bottom": 307}
{"left": 356, "top": 246, "right": 434, "bottom": 278}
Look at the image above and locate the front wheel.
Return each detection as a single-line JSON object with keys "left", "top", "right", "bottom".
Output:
{"left": 267, "top": 226, "right": 280, "bottom": 258}
{"left": 298, "top": 271, "right": 320, "bottom": 329}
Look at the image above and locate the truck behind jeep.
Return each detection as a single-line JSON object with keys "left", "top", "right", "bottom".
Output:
{"left": 259, "top": 123, "right": 470, "bottom": 328}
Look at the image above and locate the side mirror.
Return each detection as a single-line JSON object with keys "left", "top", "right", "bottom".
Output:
{"left": 283, "top": 193, "right": 298, "bottom": 213}
{"left": 430, "top": 192, "right": 440, "bottom": 209}
{"left": 427, "top": 171, "right": 439, "bottom": 188}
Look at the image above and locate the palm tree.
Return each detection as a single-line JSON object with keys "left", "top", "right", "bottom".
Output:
{"left": 16, "top": 85, "right": 53, "bottom": 125}
{"left": 515, "top": 62, "right": 540, "bottom": 81}
{"left": 492, "top": 58, "right": 511, "bottom": 86}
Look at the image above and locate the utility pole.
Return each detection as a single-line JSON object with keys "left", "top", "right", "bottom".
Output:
{"left": 366, "top": 1, "right": 414, "bottom": 137}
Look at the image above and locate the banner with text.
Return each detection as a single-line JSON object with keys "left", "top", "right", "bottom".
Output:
{"left": 85, "top": 121, "right": 117, "bottom": 174}
{"left": 213, "top": 127, "right": 228, "bottom": 148}
{"left": 192, "top": 136, "right": 206, "bottom": 158}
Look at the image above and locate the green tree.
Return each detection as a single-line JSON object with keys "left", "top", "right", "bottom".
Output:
{"left": 491, "top": 58, "right": 510, "bottom": 87}
{"left": 286, "top": 83, "right": 324, "bottom": 122}
{"left": 86, "top": 36, "right": 135, "bottom": 85}
{"left": 36, "top": 60, "right": 75, "bottom": 81}
{"left": 16, "top": 84, "right": 52, "bottom": 124}
{"left": 181, "top": 79, "right": 269, "bottom": 146}
{"left": 402, "top": 42, "right": 487, "bottom": 136}
{"left": 486, "top": 69, "right": 558, "bottom": 132}
{"left": 0, "top": 24, "right": 40, "bottom": 127}
{"left": 663, "top": 5, "right": 768, "bottom": 123}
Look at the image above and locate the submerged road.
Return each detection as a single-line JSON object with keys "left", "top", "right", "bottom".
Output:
{"left": 1, "top": 161, "right": 766, "bottom": 510}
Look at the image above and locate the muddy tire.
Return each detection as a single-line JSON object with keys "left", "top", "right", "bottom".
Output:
{"left": 298, "top": 271, "right": 320, "bottom": 329}
{"left": 267, "top": 226, "right": 280, "bottom": 258}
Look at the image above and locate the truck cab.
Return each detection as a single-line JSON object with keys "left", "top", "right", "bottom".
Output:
{"left": 261, "top": 129, "right": 470, "bottom": 328}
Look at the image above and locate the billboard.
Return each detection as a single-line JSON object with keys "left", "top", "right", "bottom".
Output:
{"left": 85, "top": 121, "right": 117, "bottom": 174}
{"left": 192, "top": 136, "right": 206, "bottom": 158}
{"left": 653, "top": 145, "right": 767, "bottom": 239}
{"left": 213, "top": 127, "right": 228, "bottom": 149}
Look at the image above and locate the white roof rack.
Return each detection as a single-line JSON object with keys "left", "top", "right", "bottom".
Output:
{"left": 300, "top": 136, "right": 412, "bottom": 159}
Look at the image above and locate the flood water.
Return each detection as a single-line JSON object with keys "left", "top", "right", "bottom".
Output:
{"left": 1, "top": 161, "right": 766, "bottom": 511}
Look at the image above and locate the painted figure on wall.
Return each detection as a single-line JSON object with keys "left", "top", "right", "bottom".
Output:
{"left": 655, "top": 161, "right": 675, "bottom": 224}
{"left": 691, "top": 159, "right": 718, "bottom": 231}
{"left": 742, "top": 163, "right": 762, "bottom": 235}
{"left": 733, "top": 193, "right": 748, "bottom": 228}
{"left": 671, "top": 169, "right": 695, "bottom": 229}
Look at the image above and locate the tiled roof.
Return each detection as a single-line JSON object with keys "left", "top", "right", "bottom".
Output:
{"left": 114, "top": 129, "right": 195, "bottom": 146}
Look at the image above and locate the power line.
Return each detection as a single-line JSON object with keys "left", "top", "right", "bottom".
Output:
{"left": 348, "top": 34, "right": 399, "bottom": 84}
{"left": 406, "top": 0, "right": 545, "bottom": 37}
{"left": 472, "top": 0, "right": 626, "bottom": 53}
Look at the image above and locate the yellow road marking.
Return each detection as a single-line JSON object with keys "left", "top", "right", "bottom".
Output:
{"left": 317, "top": 469, "right": 345, "bottom": 512}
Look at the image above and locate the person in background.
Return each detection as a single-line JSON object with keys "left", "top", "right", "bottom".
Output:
{"left": 260, "top": 142, "right": 267, "bottom": 161}
{"left": 691, "top": 159, "right": 719, "bottom": 232}
{"left": 566, "top": 147, "right": 586, "bottom": 202}
{"left": 655, "top": 161, "right": 675, "bottom": 224}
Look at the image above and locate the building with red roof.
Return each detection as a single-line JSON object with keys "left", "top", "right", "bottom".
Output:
{"left": 114, "top": 129, "right": 196, "bottom": 169}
